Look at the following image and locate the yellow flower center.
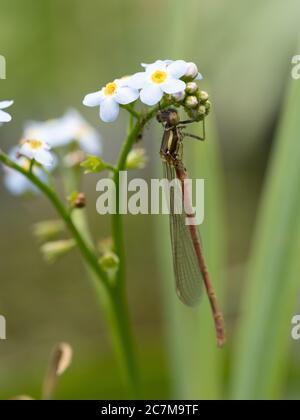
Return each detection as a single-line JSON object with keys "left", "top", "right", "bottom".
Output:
{"left": 151, "top": 70, "right": 167, "bottom": 84}
{"left": 104, "top": 82, "right": 117, "bottom": 96}
{"left": 27, "top": 139, "right": 43, "bottom": 150}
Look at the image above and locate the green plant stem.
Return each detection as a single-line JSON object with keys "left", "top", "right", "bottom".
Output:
{"left": 112, "top": 106, "right": 159, "bottom": 289}
{"left": 102, "top": 105, "right": 161, "bottom": 395}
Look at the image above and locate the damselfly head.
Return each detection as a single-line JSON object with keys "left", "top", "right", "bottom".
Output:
{"left": 156, "top": 108, "right": 180, "bottom": 127}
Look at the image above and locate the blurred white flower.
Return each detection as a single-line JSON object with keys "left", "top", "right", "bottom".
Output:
{"left": 2, "top": 147, "right": 46, "bottom": 195}
{"left": 24, "top": 109, "right": 102, "bottom": 155}
{"left": 19, "top": 139, "right": 54, "bottom": 167}
{"left": 83, "top": 79, "right": 139, "bottom": 123}
{"left": 129, "top": 60, "right": 187, "bottom": 106}
{"left": 0, "top": 100, "right": 14, "bottom": 124}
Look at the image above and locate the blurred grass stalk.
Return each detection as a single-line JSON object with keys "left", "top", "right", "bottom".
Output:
{"left": 231, "top": 66, "right": 300, "bottom": 400}
{"left": 155, "top": 0, "right": 226, "bottom": 399}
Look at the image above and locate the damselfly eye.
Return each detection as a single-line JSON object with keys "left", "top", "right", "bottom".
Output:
{"left": 156, "top": 110, "right": 166, "bottom": 123}
{"left": 156, "top": 109, "right": 180, "bottom": 126}
{"left": 168, "top": 110, "right": 180, "bottom": 126}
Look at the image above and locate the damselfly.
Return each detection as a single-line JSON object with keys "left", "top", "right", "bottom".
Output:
{"left": 157, "top": 108, "right": 226, "bottom": 347}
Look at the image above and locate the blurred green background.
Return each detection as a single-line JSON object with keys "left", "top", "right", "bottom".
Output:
{"left": 1, "top": 0, "right": 300, "bottom": 400}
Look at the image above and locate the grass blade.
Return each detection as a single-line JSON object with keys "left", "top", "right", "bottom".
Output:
{"left": 231, "top": 69, "right": 300, "bottom": 400}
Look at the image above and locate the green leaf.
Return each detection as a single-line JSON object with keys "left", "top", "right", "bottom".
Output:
{"left": 80, "top": 155, "right": 111, "bottom": 174}
{"left": 231, "top": 64, "right": 300, "bottom": 400}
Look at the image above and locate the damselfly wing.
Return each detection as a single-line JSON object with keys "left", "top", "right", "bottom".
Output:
{"left": 162, "top": 160, "right": 203, "bottom": 306}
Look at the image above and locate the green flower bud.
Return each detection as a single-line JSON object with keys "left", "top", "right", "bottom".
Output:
{"left": 198, "top": 105, "right": 207, "bottom": 115}
{"left": 99, "top": 252, "right": 120, "bottom": 271}
{"left": 126, "top": 148, "right": 148, "bottom": 170}
{"left": 185, "top": 95, "right": 199, "bottom": 109}
{"left": 205, "top": 101, "right": 211, "bottom": 113}
{"left": 41, "top": 239, "right": 76, "bottom": 263}
{"left": 32, "top": 220, "right": 65, "bottom": 242}
{"left": 75, "top": 192, "right": 86, "bottom": 209}
{"left": 198, "top": 90, "right": 209, "bottom": 102}
{"left": 68, "top": 191, "right": 86, "bottom": 209}
{"left": 185, "top": 82, "right": 198, "bottom": 95}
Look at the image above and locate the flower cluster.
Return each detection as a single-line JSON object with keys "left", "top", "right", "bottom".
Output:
{"left": 2, "top": 109, "right": 103, "bottom": 195}
{"left": 24, "top": 109, "right": 102, "bottom": 155}
{"left": 3, "top": 147, "right": 47, "bottom": 195}
{"left": 83, "top": 60, "right": 203, "bottom": 123}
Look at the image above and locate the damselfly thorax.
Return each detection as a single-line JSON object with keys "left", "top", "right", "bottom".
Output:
{"left": 160, "top": 126, "right": 184, "bottom": 165}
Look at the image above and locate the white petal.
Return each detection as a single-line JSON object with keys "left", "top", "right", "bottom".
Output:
{"left": 19, "top": 143, "right": 35, "bottom": 160}
{"left": 35, "top": 149, "right": 54, "bottom": 167}
{"left": 168, "top": 60, "right": 188, "bottom": 78}
{"left": 196, "top": 73, "right": 203, "bottom": 80}
{"left": 145, "top": 61, "right": 167, "bottom": 76}
{"left": 141, "top": 60, "right": 165, "bottom": 70}
{"left": 100, "top": 99, "right": 120, "bottom": 123}
{"left": 79, "top": 131, "right": 102, "bottom": 155}
{"left": 127, "top": 72, "right": 147, "bottom": 89}
{"left": 0, "top": 110, "right": 12, "bottom": 122}
{"left": 162, "top": 79, "right": 186, "bottom": 94}
{"left": 116, "top": 77, "right": 131, "bottom": 87}
{"left": 4, "top": 172, "right": 32, "bottom": 195}
{"left": 115, "top": 87, "right": 139, "bottom": 105}
{"left": 140, "top": 84, "right": 164, "bottom": 106}
{"left": 0, "top": 100, "right": 14, "bottom": 109}
{"left": 83, "top": 91, "right": 104, "bottom": 107}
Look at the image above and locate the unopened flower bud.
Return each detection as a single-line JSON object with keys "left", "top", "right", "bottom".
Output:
{"left": 172, "top": 91, "right": 186, "bottom": 103}
{"left": 198, "top": 105, "right": 207, "bottom": 115}
{"left": 185, "top": 96, "right": 199, "bottom": 109}
{"left": 205, "top": 101, "right": 211, "bottom": 113}
{"left": 198, "top": 90, "right": 209, "bottom": 102}
{"left": 126, "top": 148, "right": 148, "bottom": 170}
{"left": 68, "top": 191, "right": 86, "bottom": 209}
{"left": 99, "top": 252, "right": 120, "bottom": 271}
{"left": 33, "top": 220, "right": 65, "bottom": 242}
{"left": 185, "top": 62, "right": 199, "bottom": 80}
{"left": 75, "top": 192, "right": 86, "bottom": 209}
{"left": 185, "top": 82, "right": 198, "bottom": 95}
{"left": 41, "top": 239, "right": 76, "bottom": 263}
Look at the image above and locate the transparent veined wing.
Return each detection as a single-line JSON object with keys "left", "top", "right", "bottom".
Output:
{"left": 163, "top": 161, "right": 203, "bottom": 306}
